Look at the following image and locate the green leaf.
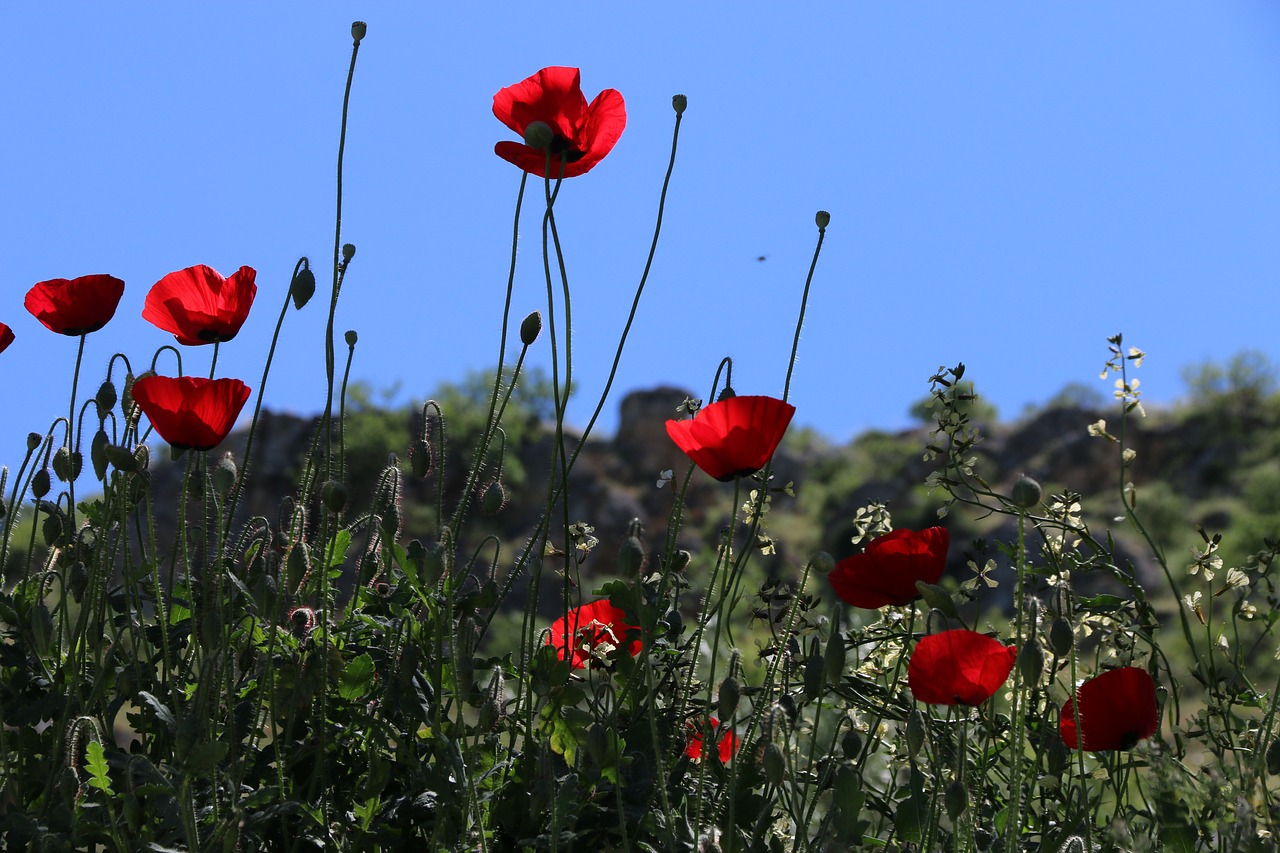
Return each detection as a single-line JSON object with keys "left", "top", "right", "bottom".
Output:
{"left": 340, "top": 652, "right": 376, "bottom": 701}
{"left": 893, "top": 793, "right": 925, "bottom": 844}
{"left": 327, "top": 530, "right": 353, "bottom": 568}
{"left": 85, "top": 740, "right": 113, "bottom": 795}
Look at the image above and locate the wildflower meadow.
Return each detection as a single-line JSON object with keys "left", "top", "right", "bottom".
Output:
{"left": 4, "top": 21, "right": 1280, "bottom": 853}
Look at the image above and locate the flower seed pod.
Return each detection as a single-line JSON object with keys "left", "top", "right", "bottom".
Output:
{"left": 523, "top": 120, "right": 554, "bottom": 150}
{"left": 762, "top": 742, "right": 786, "bottom": 786}
{"left": 815, "top": 210, "right": 831, "bottom": 229}
{"left": 1011, "top": 475, "right": 1043, "bottom": 509}
{"left": 290, "top": 266, "right": 316, "bottom": 310}
{"left": 717, "top": 676, "right": 741, "bottom": 721}
{"left": 351, "top": 20, "right": 367, "bottom": 42}
{"left": 672, "top": 94, "right": 687, "bottom": 115}
{"left": 906, "top": 710, "right": 926, "bottom": 758}
{"left": 26, "top": 432, "right": 42, "bottom": 452}
{"left": 1049, "top": 616, "right": 1074, "bottom": 657}
{"left": 342, "top": 243, "right": 357, "bottom": 263}
{"left": 345, "top": 330, "right": 358, "bottom": 347}
{"left": 481, "top": 481, "right": 507, "bottom": 516}
{"left": 520, "top": 311, "right": 542, "bottom": 346}
{"left": 321, "top": 480, "right": 347, "bottom": 512}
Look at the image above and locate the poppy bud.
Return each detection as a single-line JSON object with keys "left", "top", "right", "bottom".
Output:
{"left": 342, "top": 243, "right": 356, "bottom": 263}
{"left": 618, "top": 535, "right": 645, "bottom": 577}
{"left": 1018, "top": 639, "right": 1044, "bottom": 685}
{"left": 1011, "top": 475, "right": 1043, "bottom": 509}
{"left": 841, "top": 728, "right": 863, "bottom": 759}
{"left": 717, "top": 385, "right": 736, "bottom": 402}
{"left": 32, "top": 469, "right": 50, "bottom": 498}
{"left": 26, "top": 432, "right": 42, "bottom": 452}
{"left": 481, "top": 481, "right": 507, "bottom": 516}
{"left": 916, "top": 581, "right": 958, "bottom": 618}
{"left": 670, "top": 549, "right": 692, "bottom": 572}
{"left": 321, "top": 479, "right": 347, "bottom": 512}
{"left": 1046, "top": 732, "right": 1069, "bottom": 776}
{"left": 42, "top": 514, "right": 62, "bottom": 547}
{"left": 213, "top": 453, "right": 238, "bottom": 498}
{"left": 824, "top": 631, "right": 846, "bottom": 683}
{"left": 906, "top": 710, "right": 926, "bottom": 757}
{"left": 945, "top": 778, "right": 968, "bottom": 820}
{"left": 815, "top": 210, "right": 831, "bottom": 229}
{"left": 520, "top": 310, "right": 542, "bottom": 345}
{"left": 1268, "top": 738, "right": 1280, "bottom": 776}
{"left": 91, "top": 429, "right": 109, "bottom": 481}
{"left": 345, "top": 330, "right": 358, "bottom": 347}
{"left": 523, "top": 120, "right": 554, "bottom": 150}
{"left": 717, "top": 676, "right": 740, "bottom": 721}
{"left": 762, "top": 742, "right": 786, "bottom": 786}
{"left": 810, "top": 551, "right": 835, "bottom": 574}
{"left": 410, "top": 439, "right": 432, "bottom": 477}
{"left": 380, "top": 505, "right": 401, "bottom": 537}
{"left": 291, "top": 266, "right": 316, "bottom": 310}
{"left": 672, "top": 94, "right": 688, "bottom": 115}
{"left": 105, "top": 444, "right": 137, "bottom": 472}
{"left": 95, "top": 380, "right": 117, "bottom": 414}
{"left": 52, "top": 447, "right": 80, "bottom": 483}
{"left": 286, "top": 543, "right": 310, "bottom": 591}
{"left": 1049, "top": 617, "right": 1074, "bottom": 657}
{"left": 663, "top": 607, "right": 683, "bottom": 638}
{"left": 803, "top": 653, "right": 824, "bottom": 700}
{"left": 422, "top": 541, "right": 448, "bottom": 584}
{"left": 351, "top": 20, "right": 367, "bottom": 42}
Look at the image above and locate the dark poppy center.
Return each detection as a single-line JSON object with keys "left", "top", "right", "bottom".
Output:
{"left": 549, "top": 134, "right": 585, "bottom": 163}
{"left": 198, "top": 328, "right": 227, "bottom": 343}
{"left": 1118, "top": 730, "right": 1141, "bottom": 750}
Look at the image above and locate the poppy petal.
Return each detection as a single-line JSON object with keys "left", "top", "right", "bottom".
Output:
{"left": 25, "top": 275, "right": 126, "bottom": 336}
{"left": 908, "top": 629, "right": 1016, "bottom": 706}
{"left": 0, "top": 323, "right": 14, "bottom": 354}
{"left": 492, "top": 66, "right": 625, "bottom": 178}
{"left": 1060, "top": 666, "right": 1158, "bottom": 751}
{"left": 131, "top": 375, "right": 251, "bottom": 451}
{"left": 666, "top": 395, "right": 796, "bottom": 482}
{"left": 547, "top": 599, "right": 642, "bottom": 670}
{"left": 828, "top": 527, "right": 950, "bottom": 609}
{"left": 143, "top": 264, "right": 258, "bottom": 345}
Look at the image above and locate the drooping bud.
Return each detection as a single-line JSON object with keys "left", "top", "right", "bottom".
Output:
{"left": 523, "top": 120, "right": 554, "bottom": 150}
{"left": 1011, "top": 475, "right": 1043, "bottom": 509}
{"left": 481, "top": 481, "right": 507, "bottom": 516}
{"left": 824, "top": 631, "right": 846, "bottom": 683}
{"left": 815, "top": 210, "right": 831, "bottom": 229}
{"left": 422, "top": 541, "right": 448, "bottom": 585}
{"left": 409, "top": 438, "right": 432, "bottom": 478}
{"left": 351, "top": 21, "right": 367, "bottom": 42}
{"left": 762, "top": 742, "right": 786, "bottom": 786}
{"left": 916, "top": 581, "right": 958, "bottom": 618}
{"left": 1018, "top": 639, "right": 1044, "bottom": 685}
{"left": 841, "top": 728, "right": 863, "bottom": 759}
{"left": 32, "top": 469, "right": 50, "bottom": 498}
{"left": 670, "top": 550, "right": 692, "bottom": 573}
{"left": 52, "top": 447, "right": 79, "bottom": 483}
{"left": 291, "top": 266, "right": 316, "bottom": 310}
{"left": 91, "top": 429, "right": 109, "bottom": 481}
{"left": 520, "top": 311, "right": 542, "bottom": 345}
{"left": 945, "top": 779, "right": 968, "bottom": 821}
{"left": 672, "top": 94, "right": 687, "bottom": 115}
{"left": 810, "top": 551, "right": 836, "bottom": 575}
{"left": 906, "top": 710, "right": 926, "bottom": 758}
{"left": 803, "top": 653, "right": 824, "bottom": 700}
{"left": 1049, "top": 616, "right": 1074, "bottom": 657}
{"left": 105, "top": 444, "right": 137, "bottom": 472}
{"left": 95, "top": 380, "right": 117, "bottom": 414}
{"left": 717, "top": 385, "right": 736, "bottom": 402}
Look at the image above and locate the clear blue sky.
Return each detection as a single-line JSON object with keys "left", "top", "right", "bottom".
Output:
{"left": 6, "top": 3, "right": 1280, "bottom": 471}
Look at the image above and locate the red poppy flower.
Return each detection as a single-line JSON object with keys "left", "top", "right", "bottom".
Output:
{"left": 1060, "top": 666, "right": 1158, "bottom": 751}
{"left": 665, "top": 395, "right": 796, "bottom": 482}
{"left": 493, "top": 66, "right": 626, "bottom": 178}
{"left": 0, "top": 323, "right": 13, "bottom": 354}
{"left": 142, "top": 264, "right": 258, "bottom": 345}
{"left": 130, "top": 375, "right": 251, "bottom": 451}
{"left": 685, "top": 717, "right": 739, "bottom": 764}
{"left": 828, "top": 527, "right": 950, "bottom": 609}
{"left": 547, "top": 599, "right": 642, "bottom": 670}
{"left": 25, "top": 274, "right": 126, "bottom": 336}
{"left": 908, "top": 629, "right": 1016, "bottom": 706}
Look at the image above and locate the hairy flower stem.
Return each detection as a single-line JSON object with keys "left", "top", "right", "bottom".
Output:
{"left": 782, "top": 218, "right": 827, "bottom": 404}
{"left": 65, "top": 333, "right": 86, "bottom": 531}
{"left": 1006, "top": 512, "right": 1029, "bottom": 851}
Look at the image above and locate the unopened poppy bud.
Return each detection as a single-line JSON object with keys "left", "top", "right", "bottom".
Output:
{"left": 32, "top": 469, "right": 50, "bottom": 498}
{"left": 345, "top": 330, "right": 358, "bottom": 347}
{"left": 717, "top": 385, "right": 736, "bottom": 402}
{"left": 803, "top": 653, "right": 824, "bottom": 700}
{"left": 351, "top": 20, "right": 367, "bottom": 42}
{"left": 520, "top": 310, "right": 542, "bottom": 345}
{"left": 481, "top": 481, "right": 507, "bottom": 516}
{"left": 1268, "top": 738, "right": 1280, "bottom": 775}
{"left": 810, "top": 551, "right": 835, "bottom": 574}
{"left": 423, "top": 541, "right": 448, "bottom": 584}
{"left": 815, "top": 210, "right": 831, "bottom": 229}
{"left": 717, "top": 675, "right": 740, "bottom": 720}
{"left": 286, "top": 543, "right": 311, "bottom": 591}
{"left": 762, "top": 742, "right": 785, "bottom": 786}
{"left": 916, "top": 581, "right": 958, "bottom": 618}
{"left": 824, "top": 631, "right": 846, "bottom": 683}
{"left": 672, "top": 93, "right": 688, "bottom": 115}
{"left": 52, "top": 447, "right": 75, "bottom": 482}
{"left": 1017, "top": 639, "right": 1043, "bottom": 685}
{"left": 663, "top": 607, "right": 683, "bottom": 638}
{"left": 342, "top": 243, "right": 356, "bottom": 263}
{"left": 906, "top": 710, "right": 926, "bottom": 757}
{"left": 42, "top": 514, "right": 62, "bottom": 547}
{"left": 410, "top": 439, "right": 432, "bottom": 477}
{"left": 96, "top": 380, "right": 117, "bottom": 414}
{"left": 291, "top": 266, "right": 316, "bottom": 310}
{"left": 380, "top": 505, "right": 401, "bottom": 537}
{"left": 670, "top": 549, "right": 691, "bottom": 572}
{"left": 91, "top": 429, "right": 109, "bottom": 481}
{"left": 618, "top": 535, "right": 645, "bottom": 576}
{"left": 1046, "top": 733, "right": 1069, "bottom": 776}
{"left": 945, "top": 779, "right": 968, "bottom": 820}
{"left": 321, "top": 479, "right": 347, "bottom": 512}
{"left": 213, "top": 453, "right": 237, "bottom": 498}
{"left": 841, "top": 728, "right": 862, "bottom": 759}
{"left": 1049, "top": 616, "right": 1074, "bottom": 656}
{"left": 1011, "top": 475, "right": 1042, "bottom": 509}
{"left": 105, "top": 444, "right": 137, "bottom": 472}
{"left": 26, "top": 432, "right": 42, "bottom": 452}
{"left": 523, "top": 120, "right": 554, "bottom": 150}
